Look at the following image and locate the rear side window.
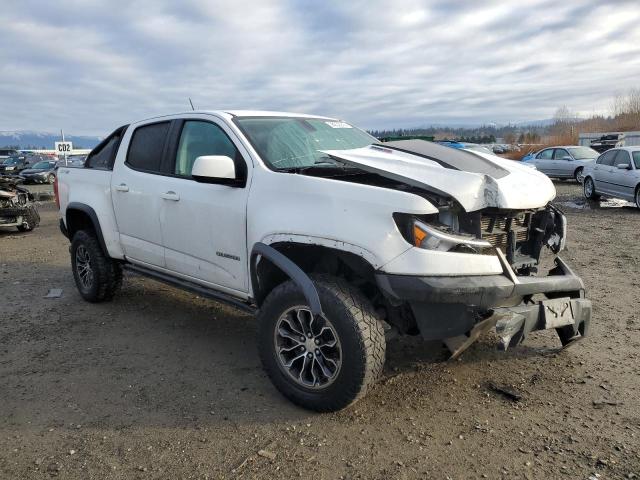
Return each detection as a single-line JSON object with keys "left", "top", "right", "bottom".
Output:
{"left": 86, "top": 126, "right": 127, "bottom": 170}
{"left": 126, "top": 122, "right": 170, "bottom": 173}
{"left": 633, "top": 152, "right": 640, "bottom": 169}
{"left": 537, "top": 149, "right": 553, "bottom": 159}
{"left": 597, "top": 150, "right": 617, "bottom": 166}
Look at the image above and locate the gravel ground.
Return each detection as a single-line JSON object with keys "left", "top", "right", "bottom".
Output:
{"left": 0, "top": 182, "right": 639, "bottom": 479}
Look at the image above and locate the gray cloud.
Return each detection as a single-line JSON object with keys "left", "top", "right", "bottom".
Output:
{"left": 1, "top": 0, "right": 639, "bottom": 135}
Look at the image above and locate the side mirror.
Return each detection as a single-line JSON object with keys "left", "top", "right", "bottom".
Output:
{"left": 563, "top": 156, "right": 573, "bottom": 161}
{"left": 192, "top": 155, "right": 238, "bottom": 185}
{"left": 616, "top": 163, "right": 631, "bottom": 170}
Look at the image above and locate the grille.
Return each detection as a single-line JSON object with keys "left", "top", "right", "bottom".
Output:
{"left": 480, "top": 213, "right": 530, "bottom": 249}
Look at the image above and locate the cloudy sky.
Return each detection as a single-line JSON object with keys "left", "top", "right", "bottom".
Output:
{"left": 2, "top": 0, "right": 640, "bottom": 135}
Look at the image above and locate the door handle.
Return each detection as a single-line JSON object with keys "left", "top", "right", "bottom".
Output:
{"left": 114, "top": 184, "right": 129, "bottom": 192}
{"left": 160, "top": 191, "right": 180, "bottom": 201}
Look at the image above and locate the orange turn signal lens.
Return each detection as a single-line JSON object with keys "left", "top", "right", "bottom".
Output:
{"left": 413, "top": 224, "right": 427, "bottom": 247}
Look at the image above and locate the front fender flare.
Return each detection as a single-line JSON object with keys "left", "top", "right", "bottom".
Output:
{"left": 250, "top": 242, "right": 323, "bottom": 317}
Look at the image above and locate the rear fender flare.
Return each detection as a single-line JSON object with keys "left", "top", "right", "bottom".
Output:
{"left": 65, "top": 202, "right": 108, "bottom": 255}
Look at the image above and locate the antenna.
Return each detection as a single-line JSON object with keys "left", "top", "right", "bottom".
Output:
{"left": 189, "top": 98, "right": 195, "bottom": 111}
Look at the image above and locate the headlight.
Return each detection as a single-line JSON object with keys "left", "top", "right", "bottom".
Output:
{"left": 5, "top": 166, "right": 15, "bottom": 171}
{"left": 412, "top": 220, "right": 492, "bottom": 252}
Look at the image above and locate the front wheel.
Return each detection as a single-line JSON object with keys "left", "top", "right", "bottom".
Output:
{"left": 257, "top": 275, "right": 386, "bottom": 412}
{"left": 583, "top": 177, "right": 600, "bottom": 200}
{"left": 635, "top": 186, "right": 640, "bottom": 210}
{"left": 574, "top": 167, "right": 584, "bottom": 184}
{"left": 70, "top": 230, "right": 122, "bottom": 302}
{"left": 47, "top": 173, "right": 55, "bottom": 184}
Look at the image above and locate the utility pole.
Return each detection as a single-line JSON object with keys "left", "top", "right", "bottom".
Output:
{"left": 61, "top": 129, "right": 68, "bottom": 166}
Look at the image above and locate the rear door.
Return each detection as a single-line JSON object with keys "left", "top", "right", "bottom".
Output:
{"left": 534, "top": 148, "right": 554, "bottom": 174}
{"left": 158, "top": 116, "right": 252, "bottom": 294}
{"left": 111, "top": 121, "right": 174, "bottom": 267}
{"left": 593, "top": 149, "right": 618, "bottom": 194}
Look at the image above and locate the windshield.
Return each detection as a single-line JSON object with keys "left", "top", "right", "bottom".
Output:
{"left": 33, "top": 161, "right": 55, "bottom": 169}
{"left": 235, "top": 117, "right": 376, "bottom": 170}
{"left": 3, "top": 157, "right": 19, "bottom": 165}
{"left": 568, "top": 147, "right": 599, "bottom": 160}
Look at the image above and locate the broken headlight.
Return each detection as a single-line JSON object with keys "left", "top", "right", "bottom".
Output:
{"left": 411, "top": 219, "right": 492, "bottom": 253}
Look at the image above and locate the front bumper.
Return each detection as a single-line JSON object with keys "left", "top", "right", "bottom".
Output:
{"left": 376, "top": 256, "right": 591, "bottom": 352}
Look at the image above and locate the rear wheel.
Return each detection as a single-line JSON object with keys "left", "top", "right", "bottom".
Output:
{"left": 574, "top": 167, "right": 584, "bottom": 184}
{"left": 70, "top": 230, "right": 122, "bottom": 302}
{"left": 257, "top": 275, "right": 386, "bottom": 412}
{"left": 583, "top": 177, "right": 600, "bottom": 200}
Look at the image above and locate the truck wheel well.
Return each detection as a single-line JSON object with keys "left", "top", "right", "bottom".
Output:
{"left": 65, "top": 205, "right": 109, "bottom": 256}
{"left": 252, "top": 243, "right": 379, "bottom": 307}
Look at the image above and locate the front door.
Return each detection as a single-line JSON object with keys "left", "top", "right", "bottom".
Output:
{"left": 552, "top": 148, "right": 572, "bottom": 177}
{"left": 159, "top": 117, "right": 251, "bottom": 294}
{"left": 610, "top": 150, "right": 636, "bottom": 199}
{"left": 534, "top": 148, "right": 554, "bottom": 174}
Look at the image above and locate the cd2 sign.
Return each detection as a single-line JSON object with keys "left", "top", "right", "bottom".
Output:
{"left": 55, "top": 141, "right": 73, "bottom": 154}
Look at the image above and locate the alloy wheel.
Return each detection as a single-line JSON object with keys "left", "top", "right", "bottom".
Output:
{"left": 274, "top": 306, "right": 342, "bottom": 389}
{"left": 75, "top": 245, "right": 94, "bottom": 290}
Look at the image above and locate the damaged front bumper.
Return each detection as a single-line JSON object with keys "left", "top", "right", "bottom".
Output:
{"left": 376, "top": 255, "right": 591, "bottom": 357}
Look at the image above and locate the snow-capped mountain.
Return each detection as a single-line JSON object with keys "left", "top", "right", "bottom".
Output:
{"left": 0, "top": 131, "right": 102, "bottom": 149}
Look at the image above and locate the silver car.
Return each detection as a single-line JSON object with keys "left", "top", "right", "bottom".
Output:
{"left": 583, "top": 147, "right": 640, "bottom": 209}
{"left": 527, "top": 146, "right": 599, "bottom": 183}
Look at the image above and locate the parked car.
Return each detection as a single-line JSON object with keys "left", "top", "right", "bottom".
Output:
{"left": 436, "top": 141, "right": 494, "bottom": 155}
{"left": 19, "top": 159, "right": 59, "bottom": 184}
{"left": 0, "top": 155, "right": 36, "bottom": 175}
{"left": 56, "top": 111, "right": 591, "bottom": 412}
{"left": 583, "top": 147, "right": 640, "bottom": 209}
{"left": 524, "top": 146, "right": 599, "bottom": 183}
{"left": 0, "top": 148, "right": 20, "bottom": 160}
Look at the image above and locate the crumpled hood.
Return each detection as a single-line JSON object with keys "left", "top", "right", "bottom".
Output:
{"left": 322, "top": 144, "right": 556, "bottom": 212}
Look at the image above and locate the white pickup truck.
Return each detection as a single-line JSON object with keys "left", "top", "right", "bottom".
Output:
{"left": 56, "top": 111, "right": 591, "bottom": 412}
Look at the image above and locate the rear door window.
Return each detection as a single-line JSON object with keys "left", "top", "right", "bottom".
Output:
{"left": 537, "top": 149, "right": 553, "bottom": 160}
{"left": 633, "top": 152, "right": 640, "bottom": 169}
{"left": 86, "top": 126, "right": 128, "bottom": 170}
{"left": 126, "top": 122, "right": 170, "bottom": 173}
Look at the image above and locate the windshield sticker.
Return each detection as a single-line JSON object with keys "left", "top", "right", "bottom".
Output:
{"left": 325, "top": 121, "right": 352, "bottom": 129}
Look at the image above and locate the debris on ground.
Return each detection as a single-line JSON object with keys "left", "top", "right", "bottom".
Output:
{"left": 257, "top": 449, "right": 277, "bottom": 460}
{"left": 488, "top": 382, "right": 523, "bottom": 402}
{"left": 44, "top": 288, "right": 63, "bottom": 298}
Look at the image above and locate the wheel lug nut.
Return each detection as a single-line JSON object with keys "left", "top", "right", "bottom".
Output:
{"left": 315, "top": 349, "right": 320, "bottom": 355}
{"left": 314, "top": 339, "right": 320, "bottom": 345}
{"left": 307, "top": 353, "right": 312, "bottom": 358}
{"left": 307, "top": 333, "right": 312, "bottom": 338}
{"left": 300, "top": 336, "right": 305, "bottom": 342}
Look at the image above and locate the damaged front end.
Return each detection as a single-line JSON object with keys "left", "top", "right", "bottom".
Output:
{"left": 0, "top": 175, "right": 40, "bottom": 231}
{"left": 379, "top": 202, "right": 591, "bottom": 357}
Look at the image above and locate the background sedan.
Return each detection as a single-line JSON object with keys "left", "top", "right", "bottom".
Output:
{"left": 583, "top": 147, "right": 640, "bottom": 209}
{"left": 19, "top": 159, "right": 59, "bottom": 184}
{"left": 524, "top": 146, "right": 599, "bottom": 183}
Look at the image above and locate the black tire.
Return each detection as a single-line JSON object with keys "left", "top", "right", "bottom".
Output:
{"left": 16, "top": 205, "right": 40, "bottom": 232}
{"left": 583, "top": 176, "right": 600, "bottom": 200}
{"left": 257, "top": 275, "right": 386, "bottom": 412}
{"left": 574, "top": 167, "right": 584, "bottom": 184}
{"left": 635, "top": 186, "right": 640, "bottom": 210}
{"left": 47, "top": 173, "right": 55, "bottom": 184}
{"left": 70, "top": 230, "right": 122, "bottom": 302}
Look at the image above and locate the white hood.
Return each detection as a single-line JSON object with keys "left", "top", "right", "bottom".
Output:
{"left": 323, "top": 145, "right": 556, "bottom": 212}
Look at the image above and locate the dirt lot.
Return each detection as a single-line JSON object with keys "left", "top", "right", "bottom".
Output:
{"left": 1, "top": 182, "right": 639, "bottom": 479}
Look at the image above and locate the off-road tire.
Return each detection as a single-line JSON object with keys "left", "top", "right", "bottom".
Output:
{"left": 16, "top": 205, "right": 40, "bottom": 232}
{"left": 71, "top": 230, "right": 122, "bottom": 302}
{"left": 257, "top": 275, "right": 386, "bottom": 412}
{"left": 583, "top": 177, "right": 600, "bottom": 200}
{"left": 574, "top": 167, "right": 584, "bottom": 184}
